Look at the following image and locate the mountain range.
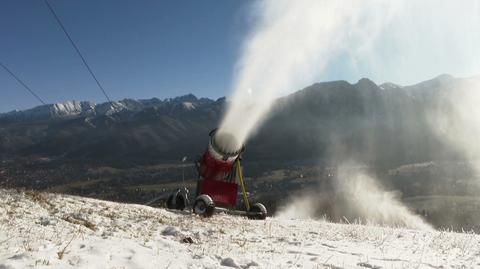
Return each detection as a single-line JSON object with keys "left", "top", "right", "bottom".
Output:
{"left": 1, "top": 74, "right": 479, "bottom": 167}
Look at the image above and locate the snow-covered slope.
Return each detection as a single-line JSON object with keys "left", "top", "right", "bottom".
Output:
{"left": 1, "top": 189, "right": 479, "bottom": 269}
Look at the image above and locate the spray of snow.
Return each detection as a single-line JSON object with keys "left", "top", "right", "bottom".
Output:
{"left": 332, "top": 165, "right": 432, "bottom": 230}
{"left": 427, "top": 77, "right": 480, "bottom": 174}
{"left": 277, "top": 163, "right": 433, "bottom": 230}
{"left": 217, "top": 0, "right": 401, "bottom": 152}
{"left": 275, "top": 196, "right": 318, "bottom": 221}
{"left": 217, "top": 0, "right": 480, "bottom": 229}
{"left": 217, "top": 0, "right": 480, "bottom": 152}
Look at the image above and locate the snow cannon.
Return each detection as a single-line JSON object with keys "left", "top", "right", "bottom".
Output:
{"left": 165, "top": 128, "right": 267, "bottom": 220}
{"left": 198, "top": 130, "right": 244, "bottom": 185}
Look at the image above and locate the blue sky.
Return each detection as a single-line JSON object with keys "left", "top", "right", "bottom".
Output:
{"left": 1, "top": 1, "right": 480, "bottom": 113}
{"left": 0, "top": 0, "right": 253, "bottom": 112}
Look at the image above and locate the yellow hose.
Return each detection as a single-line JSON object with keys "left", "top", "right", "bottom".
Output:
{"left": 236, "top": 159, "right": 250, "bottom": 211}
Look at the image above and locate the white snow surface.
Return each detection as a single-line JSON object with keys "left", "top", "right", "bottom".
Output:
{"left": 1, "top": 189, "right": 479, "bottom": 269}
{"left": 182, "top": 102, "right": 196, "bottom": 110}
{"left": 51, "top": 101, "right": 84, "bottom": 117}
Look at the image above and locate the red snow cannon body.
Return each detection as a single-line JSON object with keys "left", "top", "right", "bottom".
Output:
{"left": 197, "top": 129, "right": 243, "bottom": 208}
{"left": 164, "top": 128, "right": 267, "bottom": 219}
{"left": 192, "top": 129, "right": 267, "bottom": 219}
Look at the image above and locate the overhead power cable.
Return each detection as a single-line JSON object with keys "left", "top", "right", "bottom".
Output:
{"left": 0, "top": 61, "right": 47, "bottom": 105}
{"left": 44, "top": 0, "right": 112, "bottom": 103}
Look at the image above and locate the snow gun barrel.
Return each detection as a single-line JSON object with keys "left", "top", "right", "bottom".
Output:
{"left": 198, "top": 129, "right": 244, "bottom": 181}
{"left": 210, "top": 129, "right": 243, "bottom": 159}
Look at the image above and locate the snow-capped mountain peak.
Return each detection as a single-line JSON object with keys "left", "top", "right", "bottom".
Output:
{"left": 50, "top": 101, "right": 95, "bottom": 117}
{"left": 0, "top": 94, "right": 209, "bottom": 123}
{"left": 182, "top": 101, "right": 196, "bottom": 110}
{"left": 379, "top": 82, "right": 403, "bottom": 90}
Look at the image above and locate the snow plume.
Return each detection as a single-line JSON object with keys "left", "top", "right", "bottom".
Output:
{"left": 217, "top": 0, "right": 480, "bottom": 152}
{"left": 332, "top": 164, "right": 432, "bottom": 230}
{"left": 427, "top": 77, "right": 480, "bottom": 174}
{"left": 277, "top": 163, "right": 433, "bottom": 230}
{"left": 274, "top": 196, "right": 318, "bottom": 221}
{"left": 217, "top": 0, "right": 400, "bottom": 152}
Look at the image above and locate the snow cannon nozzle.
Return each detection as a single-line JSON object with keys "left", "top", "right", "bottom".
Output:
{"left": 209, "top": 129, "right": 244, "bottom": 159}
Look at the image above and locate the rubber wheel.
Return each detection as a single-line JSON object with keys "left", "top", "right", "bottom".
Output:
{"left": 166, "top": 191, "right": 186, "bottom": 210}
{"left": 193, "top": 195, "right": 215, "bottom": 217}
{"left": 248, "top": 203, "right": 267, "bottom": 220}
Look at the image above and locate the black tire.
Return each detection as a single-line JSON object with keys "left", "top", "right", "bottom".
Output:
{"left": 248, "top": 203, "right": 267, "bottom": 220}
{"left": 193, "top": 195, "right": 215, "bottom": 217}
{"left": 166, "top": 191, "right": 187, "bottom": 210}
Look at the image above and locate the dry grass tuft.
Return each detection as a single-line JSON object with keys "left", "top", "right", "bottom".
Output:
{"left": 62, "top": 215, "right": 97, "bottom": 231}
{"left": 24, "top": 189, "right": 55, "bottom": 211}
